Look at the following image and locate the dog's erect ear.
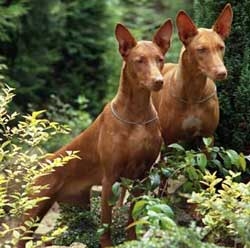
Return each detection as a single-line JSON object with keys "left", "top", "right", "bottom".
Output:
{"left": 115, "top": 23, "right": 137, "bottom": 58}
{"left": 176, "top": 11, "right": 198, "bottom": 46}
{"left": 153, "top": 19, "right": 173, "bottom": 55}
{"left": 212, "top": 3, "right": 233, "bottom": 40}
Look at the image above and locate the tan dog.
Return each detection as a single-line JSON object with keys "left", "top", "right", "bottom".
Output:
{"left": 152, "top": 4, "right": 233, "bottom": 145}
{"left": 17, "top": 20, "right": 173, "bottom": 248}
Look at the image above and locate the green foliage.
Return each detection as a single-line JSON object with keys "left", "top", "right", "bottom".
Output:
{"left": 116, "top": 196, "right": 223, "bottom": 248}
{"left": 0, "top": 0, "right": 116, "bottom": 116}
{"left": 42, "top": 94, "right": 92, "bottom": 151}
{"left": 0, "top": 84, "right": 78, "bottom": 247}
{"left": 194, "top": 0, "right": 250, "bottom": 152}
{"left": 189, "top": 171, "right": 250, "bottom": 247}
{"left": 115, "top": 226, "right": 224, "bottom": 248}
{"left": 1, "top": 0, "right": 65, "bottom": 110}
{"left": 50, "top": 0, "right": 113, "bottom": 116}
{"left": 160, "top": 138, "right": 247, "bottom": 194}
{"left": 0, "top": 1, "right": 28, "bottom": 42}
{"left": 130, "top": 195, "right": 175, "bottom": 236}
{"left": 117, "top": 0, "right": 193, "bottom": 62}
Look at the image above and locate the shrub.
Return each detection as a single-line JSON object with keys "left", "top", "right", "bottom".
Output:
{"left": 115, "top": 196, "right": 224, "bottom": 248}
{"left": 189, "top": 171, "right": 250, "bottom": 247}
{"left": 0, "top": 1, "right": 114, "bottom": 116}
{"left": 0, "top": 84, "right": 78, "bottom": 247}
{"left": 160, "top": 138, "right": 247, "bottom": 194}
{"left": 115, "top": 228, "right": 225, "bottom": 248}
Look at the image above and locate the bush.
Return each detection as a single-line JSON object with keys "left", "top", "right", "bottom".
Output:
{"left": 189, "top": 171, "right": 250, "bottom": 247}
{"left": 115, "top": 196, "right": 223, "bottom": 248}
{"left": 0, "top": 1, "right": 114, "bottom": 116}
{"left": 160, "top": 138, "right": 247, "bottom": 194}
{"left": 115, "top": 228, "right": 225, "bottom": 248}
{"left": 0, "top": 84, "right": 78, "bottom": 247}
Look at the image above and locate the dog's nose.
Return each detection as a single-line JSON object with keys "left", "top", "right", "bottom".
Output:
{"left": 153, "top": 77, "right": 164, "bottom": 88}
{"left": 214, "top": 67, "right": 227, "bottom": 80}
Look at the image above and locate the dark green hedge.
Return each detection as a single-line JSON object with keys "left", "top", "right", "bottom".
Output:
{"left": 0, "top": 0, "right": 111, "bottom": 116}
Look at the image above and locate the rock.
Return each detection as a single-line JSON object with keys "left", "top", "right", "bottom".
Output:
{"left": 46, "top": 242, "right": 87, "bottom": 248}
{"left": 70, "top": 243, "right": 87, "bottom": 248}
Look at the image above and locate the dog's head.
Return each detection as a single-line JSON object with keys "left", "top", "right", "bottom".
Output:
{"left": 176, "top": 4, "right": 233, "bottom": 81}
{"left": 115, "top": 20, "right": 173, "bottom": 91}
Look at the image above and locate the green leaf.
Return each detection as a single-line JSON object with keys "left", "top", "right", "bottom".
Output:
{"left": 226, "top": 149, "right": 240, "bottom": 166}
{"left": 161, "top": 167, "right": 172, "bottom": 177}
{"left": 220, "top": 152, "right": 232, "bottom": 168}
{"left": 132, "top": 200, "right": 147, "bottom": 219}
{"left": 150, "top": 204, "right": 174, "bottom": 219}
{"left": 108, "top": 182, "right": 121, "bottom": 206}
{"left": 196, "top": 153, "right": 207, "bottom": 171}
{"left": 1, "top": 140, "right": 11, "bottom": 149}
{"left": 112, "top": 182, "right": 121, "bottom": 196}
{"left": 239, "top": 153, "right": 246, "bottom": 171}
{"left": 1, "top": 223, "right": 9, "bottom": 230}
{"left": 168, "top": 143, "right": 185, "bottom": 151}
{"left": 31, "top": 110, "right": 46, "bottom": 119}
{"left": 126, "top": 219, "right": 149, "bottom": 230}
{"left": 120, "top": 177, "right": 134, "bottom": 187}
{"left": 160, "top": 216, "right": 176, "bottom": 230}
{"left": 149, "top": 173, "right": 161, "bottom": 189}
{"left": 25, "top": 240, "right": 34, "bottom": 248}
{"left": 202, "top": 137, "right": 213, "bottom": 147}
{"left": 13, "top": 230, "right": 20, "bottom": 239}
{"left": 186, "top": 166, "right": 198, "bottom": 181}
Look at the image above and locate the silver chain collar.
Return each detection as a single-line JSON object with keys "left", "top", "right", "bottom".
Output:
{"left": 110, "top": 101, "right": 158, "bottom": 125}
{"left": 170, "top": 85, "right": 217, "bottom": 104}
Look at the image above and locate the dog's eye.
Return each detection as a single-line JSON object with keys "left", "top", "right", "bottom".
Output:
{"left": 218, "top": 45, "right": 225, "bottom": 51}
{"left": 157, "top": 57, "right": 164, "bottom": 63}
{"left": 135, "top": 57, "right": 144, "bottom": 64}
{"left": 196, "top": 47, "right": 207, "bottom": 53}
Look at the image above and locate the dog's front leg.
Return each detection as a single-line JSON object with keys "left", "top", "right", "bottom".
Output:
{"left": 100, "top": 176, "right": 114, "bottom": 248}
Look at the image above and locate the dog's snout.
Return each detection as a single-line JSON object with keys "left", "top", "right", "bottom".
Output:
{"left": 215, "top": 68, "right": 227, "bottom": 80}
{"left": 153, "top": 76, "right": 164, "bottom": 89}
{"left": 216, "top": 70, "right": 227, "bottom": 79}
{"left": 214, "top": 67, "right": 227, "bottom": 80}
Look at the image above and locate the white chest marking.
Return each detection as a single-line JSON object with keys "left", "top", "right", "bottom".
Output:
{"left": 182, "top": 116, "right": 202, "bottom": 136}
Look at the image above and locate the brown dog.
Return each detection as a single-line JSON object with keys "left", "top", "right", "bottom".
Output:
{"left": 17, "top": 20, "right": 173, "bottom": 247}
{"left": 152, "top": 4, "right": 233, "bottom": 145}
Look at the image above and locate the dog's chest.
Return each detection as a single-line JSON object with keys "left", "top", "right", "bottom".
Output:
{"left": 181, "top": 115, "right": 202, "bottom": 136}
{"left": 122, "top": 125, "right": 161, "bottom": 178}
{"left": 178, "top": 104, "right": 217, "bottom": 138}
{"left": 130, "top": 125, "right": 161, "bottom": 152}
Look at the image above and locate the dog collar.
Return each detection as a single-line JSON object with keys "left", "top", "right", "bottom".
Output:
{"left": 170, "top": 85, "right": 217, "bottom": 104}
{"left": 110, "top": 101, "right": 158, "bottom": 125}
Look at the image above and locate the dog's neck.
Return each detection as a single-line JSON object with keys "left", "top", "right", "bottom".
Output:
{"left": 112, "top": 63, "right": 156, "bottom": 122}
{"left": 174, "top": 48, "right": 210, "bottom": 103}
